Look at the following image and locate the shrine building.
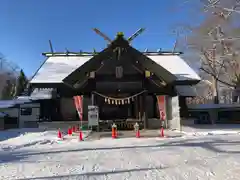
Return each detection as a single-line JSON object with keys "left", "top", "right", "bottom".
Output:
{"left": 28, "top": 32, "right": 200, "bottom": 130}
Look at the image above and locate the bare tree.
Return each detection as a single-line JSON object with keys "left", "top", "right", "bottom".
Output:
{"left": 176, "top": 0, "right": 240, "bottom": 104}
{"left": 0, "top": 54, "right": 20, "bottom": 100}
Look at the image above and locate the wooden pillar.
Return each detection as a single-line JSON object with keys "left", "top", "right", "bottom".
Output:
{"left": 89, "top": 76, "right": 96, "bottom": 106}
{"left": 135, "top": 96, "right": 139, "bottom": 119}
{"left": 91, "top": 93, "right": 95, "bottom": 105}
{"left": 131, "top": 98, "right": 134, "bottom": 118}
{"left": 143, "top": 92, "right": 148, "bottom": 129}
{"left": 139, "top": 95, "right": 143, "bottom": 121}
{"left": 153, "top": 95, "right": 157, "bottom": 118}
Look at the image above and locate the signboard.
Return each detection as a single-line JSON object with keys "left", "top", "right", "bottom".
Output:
{"left": 170, "top": 96, "right": 180, "bottom": 130}
{"left": 88, "top": 106, "right": 99, "bottom": 126}
{"left": 171, "top": 96, "right": 180, "bottom": 119}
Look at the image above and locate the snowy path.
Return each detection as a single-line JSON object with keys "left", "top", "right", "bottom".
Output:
{"left": 0, "top": 130, "right": 240, "bottom": 179}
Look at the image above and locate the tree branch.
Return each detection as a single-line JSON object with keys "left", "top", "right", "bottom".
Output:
{"left": 200, "top": 67, "right": 235, "bottom": 87}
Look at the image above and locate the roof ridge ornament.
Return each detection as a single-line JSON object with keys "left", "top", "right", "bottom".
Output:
{"left": 92, "top": 28, "right": 145, "bottom": 46}
{"left": 116, "top": 32, "right": 124, "bottom": 37}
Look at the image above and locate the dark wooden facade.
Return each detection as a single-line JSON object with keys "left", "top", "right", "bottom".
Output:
{"left": 61, "top": 34, "right": 177, "bottom": 128}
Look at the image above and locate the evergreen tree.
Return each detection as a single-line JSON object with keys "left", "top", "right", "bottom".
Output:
{"left": 13, "top": 69, "right": 28, "bottom": 97}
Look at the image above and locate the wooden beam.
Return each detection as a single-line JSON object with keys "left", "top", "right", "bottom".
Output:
{"left": 95, "top": 74, "right": 145, "bottom": 82}
{"left": 94, "top": 73, "right": 167, "bottom": 86}
{"left": 42, "top": 51, "right": 183, "bottom": 57}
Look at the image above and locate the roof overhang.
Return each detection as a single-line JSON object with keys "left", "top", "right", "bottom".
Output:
{"left": 175, "top": 85, "right": 198, "bottom": 97}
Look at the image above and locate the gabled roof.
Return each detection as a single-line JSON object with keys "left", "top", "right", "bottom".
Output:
{"left": 30, "top": 35, "right": 200, "bottom": 86}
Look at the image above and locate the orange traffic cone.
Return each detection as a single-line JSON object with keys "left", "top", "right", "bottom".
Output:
{"left": 57, "top": 129, "right": 62, "bottom": 139}
{"left": 160, "top": 127, "right": 164, "bottom": 137}
{"left": 112, "top": 125, "right": 117, "bottom": 139}
{"left": 79, "top": 131, "right": 83, "bottom": 141}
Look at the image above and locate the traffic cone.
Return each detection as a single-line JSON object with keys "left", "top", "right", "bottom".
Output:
{"left": 112, "top": 128, "right": 116, "bottom": 138}
{"left": 57, "top": 129, "right": 62, "bottom": 139}
{"left": 112, "top": 123, "right": 117, "bottom": 139}
{"left": 136, "top": 129, "right": 140, "bottom": 138}
{"left": 160, "top": 127, "right": 164, "bottom": 137}
{"left": 68, "top": 127, "right": 72, "bottom": 135}
{"left": 79, "top": 130, "right": 83, "bottom": 141}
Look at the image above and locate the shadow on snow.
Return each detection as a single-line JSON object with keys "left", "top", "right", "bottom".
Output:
{"left": 1, "top": 136, "right": 240, "bottom": 165}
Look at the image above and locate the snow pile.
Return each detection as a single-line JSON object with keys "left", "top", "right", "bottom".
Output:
{"left": 181, "top": 130, "right": 240, "bottom": 136}
{"left": 0, "top": 128, "right": 91, "bottom": 151}
{"left": 173, "top": 124, "right": 240, "bottom": 137}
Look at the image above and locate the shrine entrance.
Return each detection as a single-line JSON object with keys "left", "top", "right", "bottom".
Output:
{"left": 95, "top": 91, "right": 147, "bottom": 120}
{"left": 94, "top": 91, "right": 149, "bottom": 130}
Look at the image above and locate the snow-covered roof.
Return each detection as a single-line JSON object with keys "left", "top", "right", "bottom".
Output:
{"left": 147, "top": 55, "right": 200, "bottom": 81}
{"left": 0, "top": 99, "right": 32, "bottom": 109}
{"left": 0, "top": 101, "right": 14, "bottom": 109}
{"left": 30, "top": 54, "right": 200, "bottom": 84}
{"left": 30, "top": 56, "right": 93, "bottom": 83}
{"left": 15, "top": 89, "right": 55, "bottom": 101}
{"left": 0, "top": 112, "right": 7, "bottom": 117}
{"left": 30, "top": 88, "right": 55, "bottom": 100}
{"left": 175, "top": 85, "right": 198, "bottom": 97}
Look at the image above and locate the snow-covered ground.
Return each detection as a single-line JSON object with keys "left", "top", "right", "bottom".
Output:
{"left": 0, "top": 128, "right": 240, "bottom": 180}
{"left": 180, "top": 124, "right": 240, "bottom": 136}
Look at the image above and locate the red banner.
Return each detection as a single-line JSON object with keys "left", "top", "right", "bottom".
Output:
{"left": 157, "top": 95, "right": 166, "bottom": 121}
{"left": 73, "top": 96, "right": 83, "bottom": 121}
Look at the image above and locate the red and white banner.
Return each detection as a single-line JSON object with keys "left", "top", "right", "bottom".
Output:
{"left": 73, "top": 96, "right": 83, "bottom": 121}
{"left": 156, "top": 95, "right": 166, "bottom": 121}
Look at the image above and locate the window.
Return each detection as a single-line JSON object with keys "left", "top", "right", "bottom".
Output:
{"left": 21, "top": 108, "right": 32, "bottom": 116}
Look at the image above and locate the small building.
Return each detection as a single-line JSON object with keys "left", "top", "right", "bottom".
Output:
{"left": 28, "top": 33, "right": 200, "bottom": 130}
{"left": 0, "top": 98, "right": 40, "bottom": 129}
{"left": 187, "top": 103, "right": 240, "bottom": 124}
{"left": 0, "top": 112, "right": 7, "bottom": 130}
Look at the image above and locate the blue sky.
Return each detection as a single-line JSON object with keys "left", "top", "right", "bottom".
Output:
{"left": 0, "top": 0, "right": 200, "bottom": 77}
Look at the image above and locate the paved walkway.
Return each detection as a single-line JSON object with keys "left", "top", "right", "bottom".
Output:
{"left": 87, "top": 129, "right": 183, "bottom": 140}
